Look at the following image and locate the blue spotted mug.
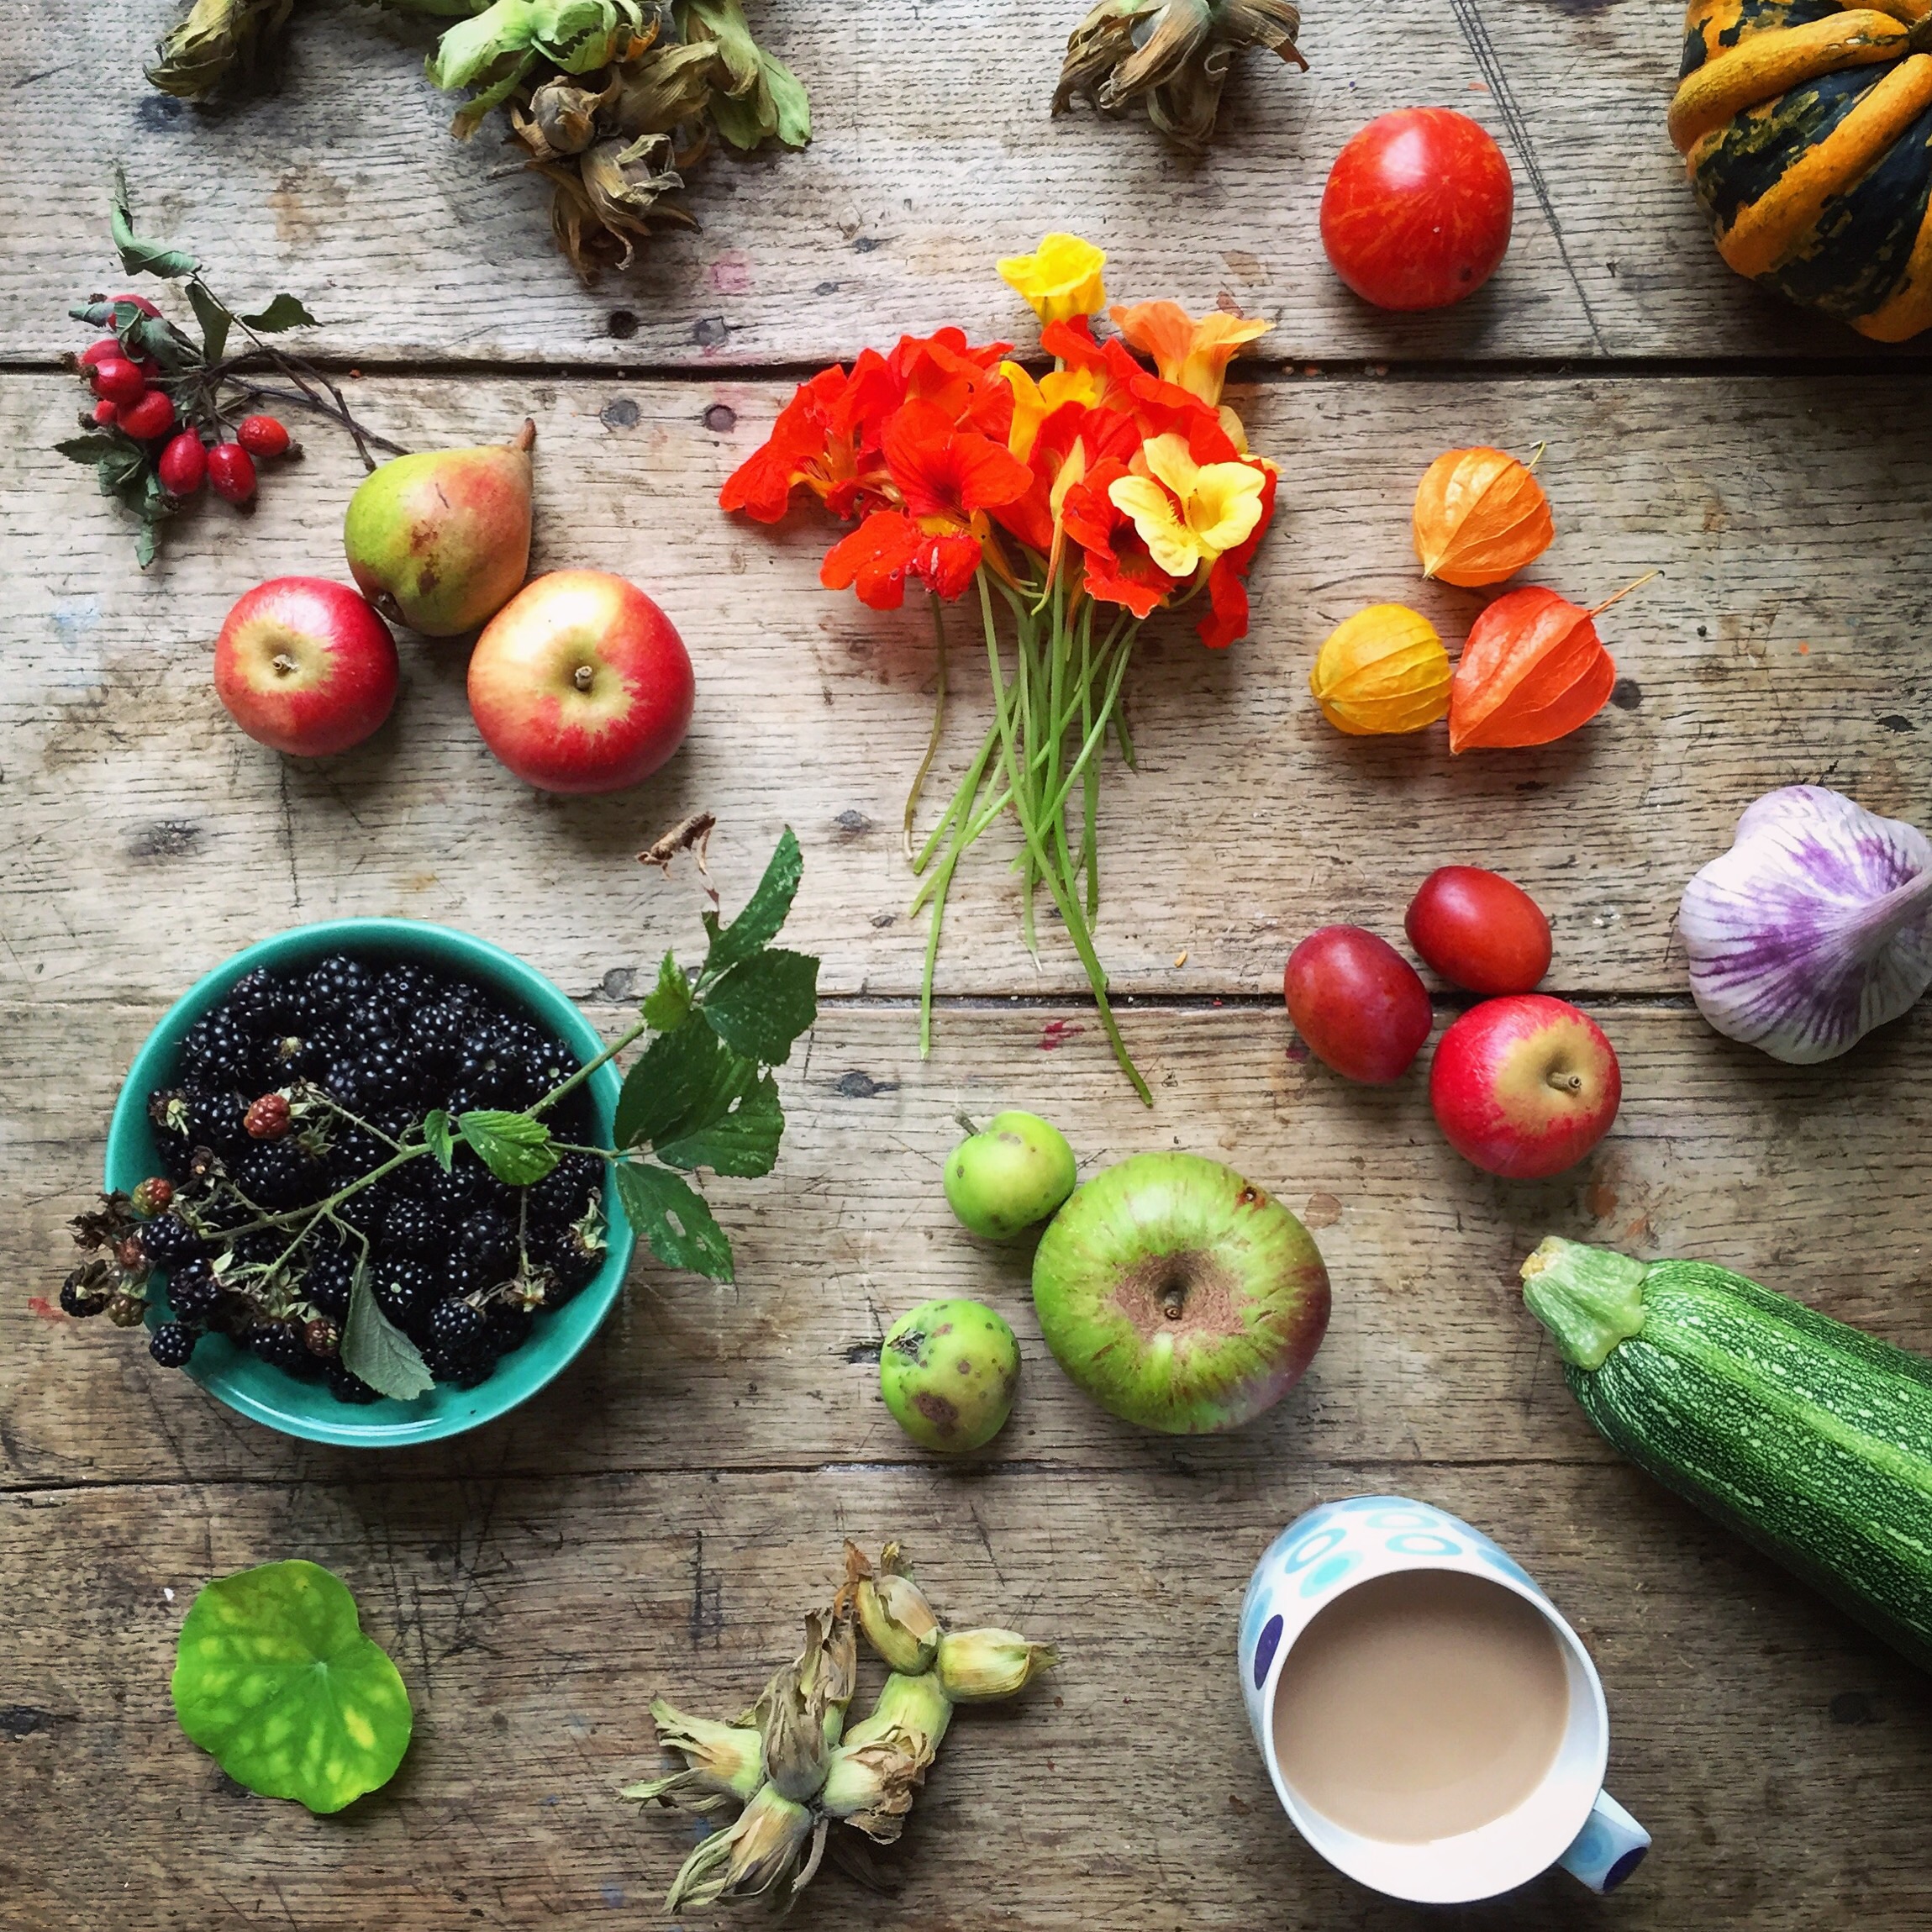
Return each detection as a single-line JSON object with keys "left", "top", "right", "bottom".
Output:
{"left": 1239, "top": 1496, "right": 1649, "bottom": 1904}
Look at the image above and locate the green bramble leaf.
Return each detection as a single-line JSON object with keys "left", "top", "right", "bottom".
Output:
{"left": 613, "top": 1161, "right": 734, "bottom": 1281}
{"left": 56, "top": 435, "right": 124, "bottom": 464}
{"left": 187, "top": 281, "right": 233, "bottom": 364}
{"left": 640, "top": 950, "right": 693, "bottom": 1032}
{"left": 237, "top": 293, "right": 318, "bottom": 334}
{"left": 654, "top": 1068, "right": 782, "bottom": 1179}
{"left": 700, "top": 947, "right": 819, "bottom": 1065}
{"left": 341, "top": 1259, "right": 434, "bottom": 1401}
{"left": 171, "top": 1561, "right": 413, "bottom": 1814}
{"left": 458, "top": 1108, "right": 558, "bottom": 1186}
{"left": 613, "top": 1016, "right": 737, "bottom": 1150}
{"left": 421, "top": 1109, "right": 455, "bottom": 1172}
{"left": 111, "top": 165, "right": 198, "bottom": 279}
{"left": 701, "top": 825, "right": 802, "bottom": 981}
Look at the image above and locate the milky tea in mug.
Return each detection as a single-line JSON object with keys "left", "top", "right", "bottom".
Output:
{"left": 1271, "top": 1569, "right": 1570, "bottom": 1842}
{"left": 1239, "top": 1498, "right": 1648, "bottom": 1903}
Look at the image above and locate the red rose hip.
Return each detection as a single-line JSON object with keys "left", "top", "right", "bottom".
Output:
{"left": 237, "top": 414, "right": 292, "bottom": 458}
{"left": 158, "top": 432, "right": 208, "bottom": 497}
{"left": 1406, "top": 866, "right": 1552, "bottom": 995}
{"left": 208, "top": 442, "right": 258, "bottom": 504}
{"left": 1285, "top": 924, "right": 1434, "bottom": 1083}
{"left": 90, "top": 356, "right": 148, "bottom": 407}
{"left": 118, "top": 388, "right": 176, "bottom": 441}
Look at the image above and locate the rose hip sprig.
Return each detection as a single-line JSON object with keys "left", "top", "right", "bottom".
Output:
{"left": 56, "top": 166, "right": 407, "bottom": 567}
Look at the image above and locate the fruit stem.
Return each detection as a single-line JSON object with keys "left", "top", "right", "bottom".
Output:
{"left": 903, "top": 593, "right": 950, "bottom": 861}
{"left": 529, "top": 1017, "right": 650, "bottom": 1119}
{"left": 1546, "top": 1067, "right": 1585, "bottom": 1095}
{"left": 510, "top": 418, "right": 537, "bottom": 453}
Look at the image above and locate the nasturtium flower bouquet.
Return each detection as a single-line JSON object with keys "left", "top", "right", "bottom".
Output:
{"left": 721, "top": 234, "right": 1277, "bottom": 1103}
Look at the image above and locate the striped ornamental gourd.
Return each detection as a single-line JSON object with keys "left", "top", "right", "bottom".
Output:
{"left": 1671, "top": 0, "right": 1932, "bottom": 339}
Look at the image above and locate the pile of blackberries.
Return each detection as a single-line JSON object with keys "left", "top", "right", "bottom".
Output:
{"left": 76, "top": 952, "right": 606, "bottom": 1403}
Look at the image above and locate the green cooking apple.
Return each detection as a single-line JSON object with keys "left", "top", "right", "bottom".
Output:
{"left": 879, "top": 1298, "right": 1020, "bottom": 1453}
{"left": 943, "top": 1111, "right": 1077, "bottom": 1240}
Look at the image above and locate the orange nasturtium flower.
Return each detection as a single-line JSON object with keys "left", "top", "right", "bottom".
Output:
{"left": 1448, "top": 585, "right": 1617, "bottom": 752}
{"left": 1108, "top": 431, "right": 1268, "bottom": 577}
{"left": 1108, "top": 301, "right": 1271, "bottom": 406}
{"left": 997, "top": 233, "right": 1108, "bottom": 324}
{"left": 1413, "top": 445, "right": 1554, "bottom": 587}
{"left": 1309, "top": 605, "right": 1452, "bottom": 735}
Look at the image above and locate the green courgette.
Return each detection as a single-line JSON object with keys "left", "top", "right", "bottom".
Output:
{"left": 1522, "top": 1237, "right": 1932, "bottom": 1671}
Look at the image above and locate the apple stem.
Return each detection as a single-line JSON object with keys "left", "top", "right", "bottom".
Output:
{"left": 573, "top": 664, "right": 594, "bottom": 692}
{"left": 1548, "top": 1069, "right": 1585, "bottom": 1094}
{"left": 271, "top": 652, "right": 297, "bottom": 677}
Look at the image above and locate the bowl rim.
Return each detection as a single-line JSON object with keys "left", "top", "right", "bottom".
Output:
{"left": 105, "top": 917, "right": 634, "bottom": 1449}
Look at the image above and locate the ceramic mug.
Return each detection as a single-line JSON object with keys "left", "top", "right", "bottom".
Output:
{"left": 1238, "top": 1496, "right": 1649, "bottom": 1904}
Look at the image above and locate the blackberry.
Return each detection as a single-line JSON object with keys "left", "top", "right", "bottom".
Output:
{"left": 424, "top": 1161, "right": 489, "bottom": 1219}
{"left": 139, "top": 1214, "right": 205, "bottom": 1267}
{"left": 243, "top": 1321, "right": 310, "bottom": 1372}
{"left": 60, "top": 1265, "right": 113, "bottom": 1318}
{"left": 423, "top": 1345, "right": 495, "bottom": 1388}
{"left": 528, "top": 1153, "right": 601, "bottom": 1229}
{"left": 303, "top": 1317, "right": 342, "bottom": 1360}
{"left": 375, "top": 962, "right": 440, "bottom": 1018}
{"left": 324, "top": 1363, "right": 382, "bottom": 1405}
{"left": 182, "top": 1009, "right": 260, "bottom": 1084}
{"left": 429, "top": 1297, "right": 485, "bottom": 1351}
{"left": 383, "top": 1198, "right": 439, "bottom": 1256}
{"left": 348, "top": 1037, "right": 417, "bottom": 1108}
{"left": 224, "top": 968, "right": 288, "bottom": 1031}
{"left": 243, "top": 1092, "right": 292, "bottom": 1140}
{"left": 129, "top": 1177, "right": 175, "bottom": 1220}
{"left": 235, "top": 1141, "right": 324, "bottom": 1210}
{"left": 303, "top": 1247, "right": 356, "bottom": 1319}
{"left": 166, "top": 1262, "right": 224, "bottom": 1324}
{"left": 371, "top": 1256, "right": 434, "bottom": 1325}
{"left": 306, "top": 955, "right": 373, "bottom": 1016}
{"left": 185, "top": 1089, "right": 250, "bottom": 1156}
{"left": 268, "top": 1030, "right": 329, "bottom": 1079}
{"left": 226, "top": 1229, "right": 287, "bottom": 1271}
{"left": 482, "top": 1306, "right": 534, "bottom": 1356}
{"left": 455, "top": 1211, "right": 517, "bottom": 1282}
{"left": 149, "top": 1322, "right": 198, "bottom": 1368}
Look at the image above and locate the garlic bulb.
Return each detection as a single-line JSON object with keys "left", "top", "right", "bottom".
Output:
{"left": 1678, "top": 786, "right": 1932, "bottom": 1063}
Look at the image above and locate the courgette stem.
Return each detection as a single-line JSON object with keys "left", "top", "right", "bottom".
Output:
{"left": 1521, "top": 1238, "right": 1650, "bottom": 1370}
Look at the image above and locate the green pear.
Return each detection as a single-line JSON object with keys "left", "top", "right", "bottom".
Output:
{"left": 343, "top": 420, "right": 535, "bottom": 637}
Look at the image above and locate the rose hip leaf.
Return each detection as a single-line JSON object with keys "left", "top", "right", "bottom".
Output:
{"left": 613, "top": 1161, "right": 734, "bottom": 1281}
{"left": 187, "top": 282, "right": 233, "bottom": 364}
{"left": 700, "top": 947, "right": 819, "bottom": 1064}
{"left": 614, "top": 1017, "right": 734, "bottom": 1150}
{"left": 653, "top": 1069, "right": 783, "bottom": 1179}
{"left": 701, "top": 826, "right": 802, "bottom": 980}
{"left": 457, "top": 1109, "right": 558, "bottom": 1186}
{"left": 640, "top": 950, "right": 693, "bottom": 1033}
{"left": 56, "top": 436, "right": 125, "bottom": 464}
{"left": 171, "top": 1560, "right": 413, "bottom": 1814}
{"left": 341, "top": 1261, "right": 434, "bottom": 1402}
{"left": 421, "top": 1109, "right": 455, "bottom": 1172}
{"left": 111, "top": 166, "right": 198, "bottom": 280}
{"left": 236, "top": 293, "right": 318, "bottom": 334}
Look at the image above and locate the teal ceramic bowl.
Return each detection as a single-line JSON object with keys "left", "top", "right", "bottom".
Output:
{"left": 104, "top": 919, "right": 633, "bottom": 1448}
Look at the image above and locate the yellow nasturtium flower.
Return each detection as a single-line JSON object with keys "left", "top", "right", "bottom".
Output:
{"left": 1108, "top": 432, "right": 1267, "bottom": 577}
{"left": 1109, "top": 300, "right": 1271, "bottom": 406}
{"left": 1000, "top": 361, "right": 1102, "bottom": 460}
{"left": 996, "top": 233, "right": 1108, "bottom": 324}
{"left": 1308, "top": 605, "right": 1452, "bottom": 736}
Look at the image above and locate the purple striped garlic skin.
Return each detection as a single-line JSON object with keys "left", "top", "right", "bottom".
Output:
{"left": 1677, "top": 786, "right": 1932, "bottom": 1064}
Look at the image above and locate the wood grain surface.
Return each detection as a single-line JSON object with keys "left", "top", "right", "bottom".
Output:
{"left": 8, "top": 0, "right": 1932, "bottom": 1925}
{"left": 2, "top": 0, "right": 1922, "bottom": 366}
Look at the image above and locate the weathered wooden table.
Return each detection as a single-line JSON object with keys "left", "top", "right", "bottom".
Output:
{"left": 7, "top": 3, "right": 1932, "bottom": 1926}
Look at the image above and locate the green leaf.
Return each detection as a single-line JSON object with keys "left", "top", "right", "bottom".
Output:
{"left": 171, "top": 1561, "right": 413, "bottom": 1814}
{"left": 422, "top": 1110, "right": 455, "bottom": 1172}
{"left": 761, "top": 51, "right": 812, "bottom": 149}
{"left": 237, "top": 293, "right": 318, "bottom": 334}
{"left": 458, "top": 1108, "right": 559, "bottom": 1186}
{"left": 613, "top": 1161, "right": 734, "bottom": 1281}
{"left": 119, "top": 310, "right": 203, "bottom": 371}
{"left": 187, "top": 282, "right": 233, "bottom": 364}
{"left": 110, "top": 166, "right": 198, "bottom": 279}
{"left": 613, "top": 1016, "right": 737, "bottom": 1150}
{"left": 342, "top": 1260, "right": 434, "bottom": 1401}
{"left": 135, "top": 519, "right": 159, "bottom": 570}
{"left": 654, "top": 1069, "right": 783, "bottom": 1179}
{"left": 701, "top": 947, "right": 819, "bottom": 1065}
{"left": 702, "top": 825, "right": 802, "bottom": 980}
{"left": 56, "top": 435, "right": 124, "bottom": 464}
{"left": 640, "top": 950, "right": 693, "bottom": 1033}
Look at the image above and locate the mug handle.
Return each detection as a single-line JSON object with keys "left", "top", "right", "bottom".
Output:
{"left": 1557, "top": 1790, "right": 1651, "bottom": 1893}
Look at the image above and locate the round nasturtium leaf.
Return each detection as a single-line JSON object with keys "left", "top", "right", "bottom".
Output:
{"left": 171, "top": 1560, "right": 413, "bottom": 1814}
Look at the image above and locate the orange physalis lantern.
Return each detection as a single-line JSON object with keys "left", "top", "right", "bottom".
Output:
{"left": 1413, "top": 446, "right": 1553, "bottom": 587}
{"left": 1309, "top": 604, "right": 1451, "bottom": 735}
{"left": 1448, "top": 585, "right": 1618, "bottom": 752}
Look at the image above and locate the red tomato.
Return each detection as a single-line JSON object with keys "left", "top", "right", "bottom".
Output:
{"left": 1406, "top": 866, "right": 1551, "bottom": 995}
{"left": 1285, "top": 925, "right": 1433, "bottom": 1084}
{"left": 1320, "top": 108, "right": 1514, "bottom": 312}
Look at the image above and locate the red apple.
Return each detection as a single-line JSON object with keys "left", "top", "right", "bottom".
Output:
{"left": 467, "top": 569, "right": 694, "bottom": 794}
{"left": 213, "top": 577, "right": 398, "bottom": 757}
{"left": 1429, "top": 994, "right": 1620, "bottom": 1179}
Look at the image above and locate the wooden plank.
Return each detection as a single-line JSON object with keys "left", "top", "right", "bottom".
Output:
{"left": 0, "top": 0, "right": 1894, "bottom": 366}
{"left": 7, "top": 1460, "right": 1931, "bottom": 1930}
{"left": 8, "top": 1001, "right": 1929, "bottom": 1491}
{"left": 4, "top": 371, "right": 1929, "bottom": 1003}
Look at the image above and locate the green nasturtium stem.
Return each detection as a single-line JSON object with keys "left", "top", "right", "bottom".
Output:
{"left": 903, "top": 594, "right": 950, "bottom": 858}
